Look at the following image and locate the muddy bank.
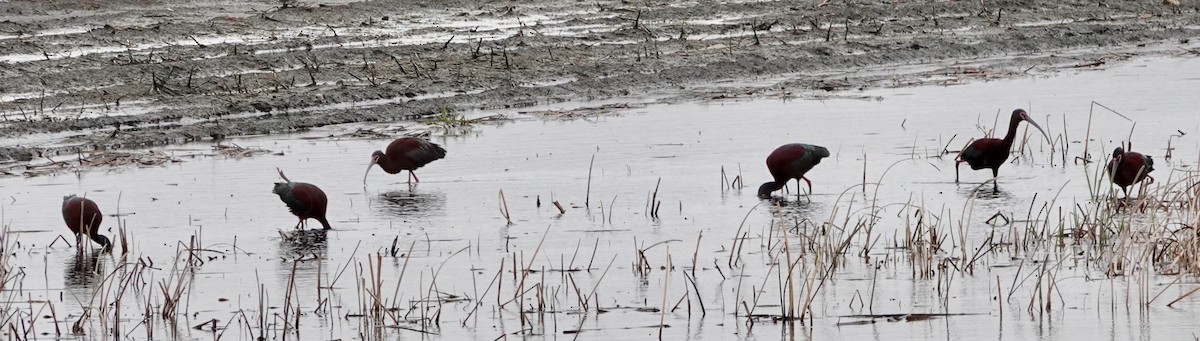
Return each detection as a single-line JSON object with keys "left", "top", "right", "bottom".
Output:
{"left": 0, "top": 0, "right": 1197, "bottom": 162}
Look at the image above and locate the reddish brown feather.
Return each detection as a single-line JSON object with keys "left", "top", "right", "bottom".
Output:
{"left": 376, "top": 137, "right": 447, "bottom": 174}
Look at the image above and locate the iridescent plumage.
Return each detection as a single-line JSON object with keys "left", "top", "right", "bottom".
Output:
{"left": 62, "top": 195, "right": 112, "bottom": 252}
{"left": 273, "top": 181, "right": 332, "bottom": 229}
{"left": 758, "top": 143, "right": 830, "bottom": 198}
{"left": 364, "top": 137, "right": 447, "bottom": 185}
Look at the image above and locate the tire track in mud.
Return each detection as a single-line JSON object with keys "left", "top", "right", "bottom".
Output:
{"left": 0, "top": 0, "right": 1197, "bottom": 162}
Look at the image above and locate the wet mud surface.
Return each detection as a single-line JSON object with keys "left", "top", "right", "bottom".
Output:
{"left": 1, "top": 0, "right": 1199, "bottom": 163}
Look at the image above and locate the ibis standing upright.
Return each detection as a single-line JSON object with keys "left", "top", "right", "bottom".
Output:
{"left": 1106, "top": 146, "right": 1155, "bottom": 198}
{"left": 364, "top": 137, "right": 447, "bottom": 185}
{"left": 955, "top": 109, "right": 1051, "bottom": 189}
{"left": 61, "top": 195, "right": 112, "bottom": 252}
{"left": 758, "top": 143, "right": 831, "bottom": 199}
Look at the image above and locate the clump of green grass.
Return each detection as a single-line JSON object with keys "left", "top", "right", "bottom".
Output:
{"left": 425, "top": 107, "right": 477, "bottom": 136}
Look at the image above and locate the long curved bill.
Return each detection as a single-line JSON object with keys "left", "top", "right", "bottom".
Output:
{"left": 363, "top": 161, "right": 376, "bottom": 185}
{"left": 1026, "top": 118, "right": 1051, "bottom": 143}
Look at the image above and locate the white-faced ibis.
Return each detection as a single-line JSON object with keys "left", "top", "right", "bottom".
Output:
{"left": 61, "top": 195, "right": 112, "bottom": 252}
{"left": 955, "top": 109, "right": 1051, "bottom": 188}
{"left": 364, "top": 137, "right": 447, "bottom": 185}
{"left": 758, "top": 143, "right": 831, "bottom": 199}
{"left": 273, "top": 179, "right": 331, "bottom": 230}
{"left": 1106, "top": 146, "right": 1155, "bottom": 198}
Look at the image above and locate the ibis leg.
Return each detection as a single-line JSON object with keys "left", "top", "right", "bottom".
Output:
{"left": 411, "top": 171, "right": 421, "bottom": 183}
{"left": 1140, "top": 176, "right": 1156, "bottom": 199}
{"left": 991, "top": 168, "right": 999, "bottom": 190}
{"left": 955, "top": 161, "right": 962, "bottom": 183}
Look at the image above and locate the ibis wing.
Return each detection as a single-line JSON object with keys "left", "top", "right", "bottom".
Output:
{"left": 801, "top": 144, "right": 831, "bottom": 158}
{"left": 61, "top": 196, "right": 102, "bottom": 234}
{"left": 288, "top": 187, "right": 315, "bottom": 216}
{"left": 399, "top": 138, "right": 447, "bottom": 168}
{"left": 959, "top": 138, "right": 1006, "bottom": 170}
{"left": 790, "top": 144, "right": 830, "bottom": 176}
{"left": 1119, "top": 153, "right": 1155, "bottom": 185}
{"left": 274, "top": 182, "right": 308, "bottom": 215}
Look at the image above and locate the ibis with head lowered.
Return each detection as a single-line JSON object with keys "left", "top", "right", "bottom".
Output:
{"left": 758, "top": 143, "right": 830, "bottom": 199}
{"left": 364, "top": 137, "right": 447, "bottom": 185}
{"left": 61, "top": 195, "right": 112, "bottom": 252}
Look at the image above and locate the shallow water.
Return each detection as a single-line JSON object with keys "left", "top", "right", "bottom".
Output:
{"left": 2, "top": 56, "right": 1199, "bottom": 340}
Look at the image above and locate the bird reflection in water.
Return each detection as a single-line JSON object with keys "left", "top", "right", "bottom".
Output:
{"left": 65, "top": 250, "right": 106, "bottom": 288}
{"left": 960, "top": 183, "right": 1013, "bottom": 201}
{"left": 277, "top": 229, "right": 328, "bottom": 295}
{"left": 374, "top": 190, "right": 446, "bottom": 218}
{"left": 279, "top": 229, "right": 329, "bottom": 258}
{"left": 764, "top": 197, "right": 822, "bottom": 222}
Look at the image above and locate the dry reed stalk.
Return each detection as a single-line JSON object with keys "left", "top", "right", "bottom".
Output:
{"left": 868, "top": 262, "right": 878, "bottom": 314}
{"left": 728, "top": 202, "right": 765, "bottom": 269}
{"left": 776, "top": 204, "right": 797, "bottom": 321}
{"left": 583, "top": 255, "right": 618, "bottom": 309}
{"left": 681, "top": 270, "right": 705, "bottom": 316}
{"left": 721, "top": 166, "right": 728, "bottom": 191}
{"left": 326, "top": 241, "right": 361, "bottom": 288}
{"left": 862, "top": 153, "right": 867, "bottom": 194}
{"left": 650, "top": 178, "right": 662, "bottom": 219}
{"left": 608, "top": 196, "right": 617, "bottom": 224}
{"left": 499, "top": 189, "right": 512, "bottom": 225}
{"left": 47, "top": 300, "right": 61, "bottom": 337}
{"left": 658, "top": 246, "right": 670, "bottom": 340}
{"left": 387, "top": 240, "right": 416, "bottom": 316}
{"left": 732, "top": 175, "right": 742, "bottom": 189}
{"left": 996, "top": 276, "right": 1003, "bottom": 323}
{"left": 1079, "top": 101, "right": 1133, "bottom": 164}
{"left": 598, "top": 200, "right": 606, "bottom": 225}
{"left": 585, "top": 154, "right": 595, "bottom": 208}
{"left": 282, "top": 260, "right": 299, "bottom": 334}
{"left": 461, "top": 259, "right": 505, "bottom": 325}
{"left": 500, "top": 225, "right": 552, "bottom": 311}
{"left": 742, "top": 248, "right": 784, "bottom": 325}
{"left": 159, "top": 237, "right": 198, "bottom": 321}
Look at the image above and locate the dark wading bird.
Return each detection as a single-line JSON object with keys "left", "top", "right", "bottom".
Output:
{"left": 758, "top": 143, "right": 831, "bottom": 199}
{"left": 273, "top": 169, "right": 331, "bottom": 230}
{"left": 62, "top": 195, "right": 112, "bottom": 252}
{"left": 364, "top": 137, "right": 447, "bottom": 185}
{"left": 955, "top": 109, "right": 1051, "bottom": 189}
{"left": 1106, "top": 146, "right": 1155, "bottom": 198}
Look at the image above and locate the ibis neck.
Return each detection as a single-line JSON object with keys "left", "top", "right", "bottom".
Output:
{"left": 93, "top": 234, "right": 112, "bottom": 252}
{"left": 1001, "top": 116, "right": 1023, "bottom": 149}
{"left": 376, "top": 156, "right": 404, "bottom": 174}
{"left": 758, "top": 181, "right": 785, "bottom": 198}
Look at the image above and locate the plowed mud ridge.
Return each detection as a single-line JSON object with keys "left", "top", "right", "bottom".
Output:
{"left": 1, "top": 0, "right": 1197, "bottom": 163}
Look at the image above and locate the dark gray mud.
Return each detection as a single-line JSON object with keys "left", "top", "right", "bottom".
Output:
{"left": 1, "top": 0, "right": 1198, "bottom": 163}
